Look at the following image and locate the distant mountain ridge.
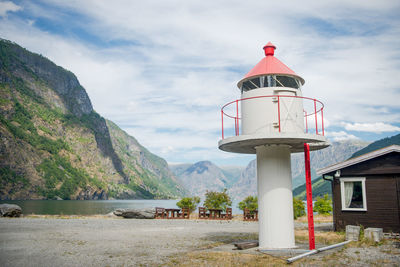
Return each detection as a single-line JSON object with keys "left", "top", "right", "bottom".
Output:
{"left": 226, "top": 140, "right": 368, "bottom": 200}
{"left": 170, "top": 161, "right": 243, "bottom": 197}
{"left": 293, "top": 133, "right": 400, "bottom": 199}
{"left": 349, "top": 133, "right": 400, "bottom": 159}
{"left": 0, "top": 39, "right": 186, "bottom": 200}
{"left": 171, "top": 140, "right": 368, "bottom": 200}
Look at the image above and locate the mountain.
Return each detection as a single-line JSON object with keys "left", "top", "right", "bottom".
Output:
{"left": 228, "top": 140, "right": 369, "bottom": 200}
{"left": 349, "top": 133, "right": 400, "bottom": 159}
{"left": 227, "top": 160, "right": 256, "bottom": 201}
{"left": 293, "top": 177, "right": 331, "bottom": 199}
{"left": 290, "top": 140, "right": 369, "bottom": 188}
{"left": 0, "top": 39, "right": 186, "bottom": 200}
{"left": 170, "top": 161, "right": 244, "bottom": 197}
{"left": 293, "top": 134, "right": 400, "bottom": 199}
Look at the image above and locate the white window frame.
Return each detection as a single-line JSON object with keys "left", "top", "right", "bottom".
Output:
{"left": 340, "top": 177, "right": 367, "bottom": 211}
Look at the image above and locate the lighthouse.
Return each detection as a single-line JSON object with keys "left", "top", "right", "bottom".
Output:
{"left": 219, "top": 43, "right": 329, "bottom": 249}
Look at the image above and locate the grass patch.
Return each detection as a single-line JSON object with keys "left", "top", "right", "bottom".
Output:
{"left": 167, "top": 251, "right": 286, "bottom": 267}
{"left": 295, "top": 229, "right": 345, "bottom": 245}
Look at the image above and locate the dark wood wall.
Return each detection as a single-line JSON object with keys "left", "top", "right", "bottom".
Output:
{"left": 330, "top": 152, "right": 400, "bottom": 232}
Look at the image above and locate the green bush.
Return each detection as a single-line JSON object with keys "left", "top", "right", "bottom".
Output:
{"left": 314, "top": 194, "right": 332, "bottom": 215}
{"left": 293, "top": 197, "right": 305, "bottom": 219}
{"left": 176, "top": 196, "right": 200, "bottom": 212}
{"left": 238, "top": 195, "right": 258, "bottom": 212}
{"left": 203, "top": 189, "right": 232, "bottom": 212}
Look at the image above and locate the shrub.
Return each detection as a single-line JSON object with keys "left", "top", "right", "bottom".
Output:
{"left": 176, "top": 196, "right": 200, "bottom": 212}
{"left": 314, "top": 194, "right": 333, "bottom": 215}
{"left": 203, "top": 189, "right": 232, "bottom": 212}
{"left": 293, "top": 197, "right": 305, "bottom": 219}
{"left": 238, "top": 196, "right": 258, "bottom": 212}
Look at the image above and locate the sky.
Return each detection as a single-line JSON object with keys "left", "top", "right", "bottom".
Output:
{"left": 0, "top": 0, "right": 399, "bottom": 166}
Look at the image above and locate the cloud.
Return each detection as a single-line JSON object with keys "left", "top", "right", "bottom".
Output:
{"left": 326, "top": 131, "right": 360, "bottom": 141}
{"left": 343, "top": 122, "right": 400, "bottom": 133}
{"left": 0, "top": 1, "right": 21, "bottom": 17}
{"left": 1, "top": 0, "right": 399, "bottom": 164}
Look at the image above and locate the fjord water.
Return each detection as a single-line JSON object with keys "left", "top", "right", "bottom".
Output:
{"left": 0, "top": 200, "right": 180, "bottom": 215}
{"left": 0, "top": 199, "right": 242, "bottom": 215}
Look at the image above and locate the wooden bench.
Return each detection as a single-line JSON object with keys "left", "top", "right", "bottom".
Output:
{"left": 198, "top": 207, "right": 209, "bottom": 219}
{"left": 179, "top": 208, "right": 190, "bottom": 219}
{"left": 221, "top": 208, "right": 232, "bottom": 220}
{"left": 243, "top": 208, "right": 258, "bottom": 221}
{"left": 155, "top": 207, "right": 166, "bottom": 219}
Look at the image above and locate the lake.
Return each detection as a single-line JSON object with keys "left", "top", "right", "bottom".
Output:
{"left": 0, "top": 200, "right": 242, "bottom": 215}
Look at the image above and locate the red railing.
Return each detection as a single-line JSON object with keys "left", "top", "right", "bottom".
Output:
{"left": 221, "top": 95, "right": 325, "bottom": 140}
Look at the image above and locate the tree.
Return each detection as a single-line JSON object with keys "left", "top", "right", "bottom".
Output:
{"left": 313, "top": 194, "right": 332, "bottom": 215}
{"left": 176, "top": 196, "right": 200, "bottom": 212}
{"left": 293, "top": 197, "right": 305, "bottom": 219}
{"left": 238, "top": 196, "right": 258, "bottom": 212}
{"left": 203, "top": 189, "right": 232, "bottom": 212}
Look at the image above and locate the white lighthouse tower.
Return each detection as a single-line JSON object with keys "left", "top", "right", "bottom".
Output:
{"left": 219, "top": 43, "right": 329, "bottom": 249}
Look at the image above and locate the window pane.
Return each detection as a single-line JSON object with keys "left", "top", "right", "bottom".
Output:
{"left": 350, "top": 181, "right": 363, "bottom": 208}
{"left": 251, "top": 78, "right": 260, "bottom": 88}
{"left": 275, "top": 76, "right": 299, "bottom": 89}
{"left": 344, "top": 181, "right": 364, "bottom": 209}
{"left": 267, "top": 75, "right": 276, "bottom": 87}
{"left": 242, "top": 81, "right": 255, "bottom": 91}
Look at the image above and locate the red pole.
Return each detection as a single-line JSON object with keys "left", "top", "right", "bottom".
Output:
{"left": 314, "top": 99, "right": 318, "bottom": 135}
{"left": 277, "top": 96, "right": 281, "bottom": 132}
{"left": 221, "top": 110, "right": 224, "bottom": 139}
{"left": 304, "top": 143, "right": 315, "bottom": 250}
{"left": 321, "top": 108, "right": 325, "bottom": 136}
{"left": 236, "top": 100, "right": 239, "bottom": 136}
{"left": 305, "top": 111, "right": 308, "bottom": 133}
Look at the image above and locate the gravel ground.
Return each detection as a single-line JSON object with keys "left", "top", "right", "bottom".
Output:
{"left": 1, "top": 217, "right": 399, "bottom": 266}
{"left": 0, "top": 217, "right": 258, "bottom": 266}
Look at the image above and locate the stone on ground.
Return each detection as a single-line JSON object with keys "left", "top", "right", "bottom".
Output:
{"left": 113, "top": 208, "right": 155, "bottom": 219}
{"left": 0, "top": 204, "right": 22, "bottom": 217}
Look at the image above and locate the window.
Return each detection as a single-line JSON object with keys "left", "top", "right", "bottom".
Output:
{"left": 340, "top": 177, "right": 367, "bottom": 211}
{"left": 240, "top": 75, "right": 301, "bottom": 92}
{"left": 275, "top": 75, "right": 300, "bottom": 89}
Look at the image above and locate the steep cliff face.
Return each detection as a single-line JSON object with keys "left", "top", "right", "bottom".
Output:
{"left": 0, "top": 39, "right": 186, "bottom": 200}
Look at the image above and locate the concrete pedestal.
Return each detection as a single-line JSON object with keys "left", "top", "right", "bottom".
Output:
{"left": 256, "top": 144, "right": 295, "bottom": 249}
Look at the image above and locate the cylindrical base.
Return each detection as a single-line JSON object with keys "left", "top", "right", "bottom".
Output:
{"left": 256, "top": 144, "right": 295, "bottom": 249}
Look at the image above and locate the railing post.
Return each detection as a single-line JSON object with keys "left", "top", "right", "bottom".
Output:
{"left": 314, "top": 99, "right": 318, "bottom": 135}
{"left": 305, "top": 110, "right": 308, "bottom": 133}
{"left": 277, "top": 96, "right": 281, "bottom": 132}
{"left": 236, "top": 100, "right": 239, "bottom": 136}
{"left": 221, "top": 110, "right": 224, "bottom": 140}
{"left": 321, "top": 108, "right": 325, "bottom": 136}
{"left": 304, "top": 143, "right": 315, "bottom": 250}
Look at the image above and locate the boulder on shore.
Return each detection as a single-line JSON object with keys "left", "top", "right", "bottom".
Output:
{"left": 113, "top": 208, "right": 155, "bottom": 219}
{"left": 0, "top": 204, "right": 22, "bottom": 217}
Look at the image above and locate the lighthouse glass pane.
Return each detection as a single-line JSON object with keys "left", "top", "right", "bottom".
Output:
{"left": 251, "top": 78, "right": 260, "bottom": 88}
{"left": 242, "top": 80, "right": 256, "bottom": 91}
{"left": 275, "top": 76, "right": 300, "bottom": 89}
{"left": 267, "top": 75, "right": 276, "bottom": 87}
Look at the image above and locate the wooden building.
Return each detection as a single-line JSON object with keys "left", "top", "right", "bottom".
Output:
{"left": 317, "top": 145, "right": 400, "bottom": 233}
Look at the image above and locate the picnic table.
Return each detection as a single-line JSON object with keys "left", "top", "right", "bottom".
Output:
{"left": 165, "top": 208, "right": 181, "bottom": 219}
{"left": 243, "top": 208, "right": 258, "bottom": 221}
{"left": 208, "top": 208, "right": 222, "bottom": 219}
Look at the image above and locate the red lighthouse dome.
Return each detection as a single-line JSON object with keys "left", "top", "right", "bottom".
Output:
{"left": 238, "top": 42, "right": 305, "bottom": 89}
